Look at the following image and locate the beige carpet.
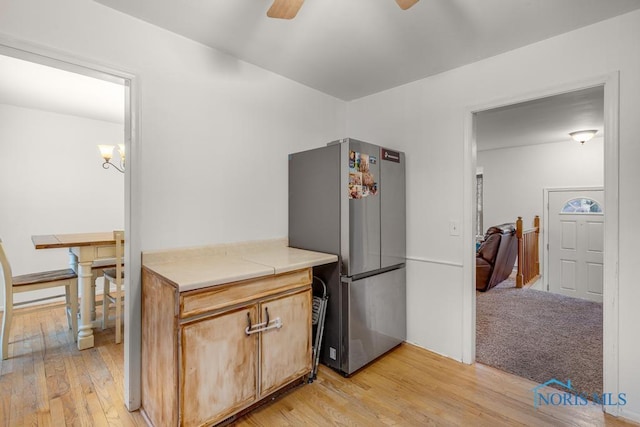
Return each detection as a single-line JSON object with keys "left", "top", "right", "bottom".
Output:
{"left": 476, "top": 278, "right": 602, "bottom": 397}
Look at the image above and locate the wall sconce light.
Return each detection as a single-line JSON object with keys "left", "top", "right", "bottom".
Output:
{"left": 98, "top": 144, "right": 125, "bottom": 173}
{"left": 569, "top": 130, "right": 598, "bottom": 145}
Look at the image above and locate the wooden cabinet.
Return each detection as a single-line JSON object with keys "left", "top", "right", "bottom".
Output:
{"left": 181, "top": 306, "right": 259, "bottom": 427}
{"left": 141, "top": 267, "right": 312, "bottom": 427}
{"left": 260, "top": 291, "right": 312, "bottom": 396}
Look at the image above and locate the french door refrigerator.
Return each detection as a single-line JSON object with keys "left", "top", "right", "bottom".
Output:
{"left": 289, "top": 138, "right": 406, "bottom": 375}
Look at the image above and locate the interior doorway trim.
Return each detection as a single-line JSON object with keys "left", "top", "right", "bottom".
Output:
{"left": 0, "top": 37, "right": 142, "bottom": 411}
{"left": 463, "top": 72, "right": 620, "bottom": 415}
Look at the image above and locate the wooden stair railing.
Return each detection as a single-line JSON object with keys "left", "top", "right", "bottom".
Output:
{"left": 516, "top": 215, "right": 540, "bottom": 288}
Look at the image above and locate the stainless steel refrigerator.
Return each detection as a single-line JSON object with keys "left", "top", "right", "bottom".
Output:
{"left": 289, "top": 138, "right": 406, "bottom": 376}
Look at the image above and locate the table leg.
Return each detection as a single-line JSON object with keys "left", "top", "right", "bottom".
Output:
{"left": 68, "top": 251, "right": 79, "bottom": 342}
{"left": 77, "top": 261, "right": 95, "bottom": 350}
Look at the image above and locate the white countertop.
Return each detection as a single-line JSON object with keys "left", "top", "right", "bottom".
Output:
{"left": 240, "top": 246, "right": 337, "bottom": 275}
{"left": 143, "top": 245, "right": 337, "bottom": 292}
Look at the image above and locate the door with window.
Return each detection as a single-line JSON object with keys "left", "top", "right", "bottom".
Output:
{"left": 548, "top": 189, "right": 604, "bottom": 302}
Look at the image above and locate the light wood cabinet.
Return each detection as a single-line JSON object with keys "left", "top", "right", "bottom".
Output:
{"left": 141, "top": 267, "right": 312, "bottom": 427}
{"left": 260, "top": 291, "right": 312, "bottom": 396}
{"left": 181, "top": 306, "right": 259, "bottom": 426}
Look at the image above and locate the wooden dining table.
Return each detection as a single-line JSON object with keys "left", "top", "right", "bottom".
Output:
{"left": 32, "top": 232, "right": 116, "bottom": 350}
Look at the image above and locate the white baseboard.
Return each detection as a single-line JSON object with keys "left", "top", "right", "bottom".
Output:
{"left": 619, "top": 408, "right": 640, "bottom": 424}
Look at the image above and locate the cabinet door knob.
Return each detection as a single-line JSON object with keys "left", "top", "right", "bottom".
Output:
{"left": 246, "top": 312, "right": 252, "bottom": 331}
{"left": 265, "top": 307, "right": 270, "bottom": 325}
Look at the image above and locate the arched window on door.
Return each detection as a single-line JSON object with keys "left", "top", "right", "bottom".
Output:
{"left": 560, "top": 198, "right": 603, "bottom": 214}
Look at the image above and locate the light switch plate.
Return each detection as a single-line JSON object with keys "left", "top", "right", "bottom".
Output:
{"left": 449, "top": 220, "right": 461, "bottom": 236}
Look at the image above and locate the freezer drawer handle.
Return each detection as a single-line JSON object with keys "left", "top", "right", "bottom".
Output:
{"left": 245, "top": 307, "right": 282, "bottom": 335}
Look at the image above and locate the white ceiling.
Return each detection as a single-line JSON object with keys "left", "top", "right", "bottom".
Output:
{"left": 94, "top": 0, "right": 640, "bottom": 100}
{"left": 0, "top": 54, "right": 124, "bottom": 124}
{"left": 0, "top": 2, "right": 617, "bottom": 143}
{"left": 475, "top": 86, "right": 604, "bottom": 151}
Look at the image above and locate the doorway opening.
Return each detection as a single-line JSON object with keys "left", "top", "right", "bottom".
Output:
{"left": 0, "top": 40, "right": 141, "bottom": 409}
{"left": 463, "top": 74, "right": 620, "bottom": 413}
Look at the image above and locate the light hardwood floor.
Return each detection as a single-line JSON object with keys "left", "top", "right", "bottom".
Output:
{"left": 1, "top": 303, "right": 637, "bottom": 427}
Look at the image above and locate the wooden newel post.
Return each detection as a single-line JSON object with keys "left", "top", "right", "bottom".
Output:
{"left": 516, "top": 216, "right": 524, "bottom": 288}
{"left": 534, "top": 215, "right": 540, "bottom": 277}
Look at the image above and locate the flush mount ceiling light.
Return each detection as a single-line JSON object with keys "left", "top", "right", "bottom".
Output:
{"left": 569, "top": 130, "right": 598, "bottom": 145}
{"left": 267, "top": 0, "right": 419, "bottom": 19}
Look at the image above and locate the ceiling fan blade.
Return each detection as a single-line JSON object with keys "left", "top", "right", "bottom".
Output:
{"left": 267, "top": 0, "right": 304, "bottom": 19}
{"left": 395, "top": 0, "right": 419, "bottom": 10}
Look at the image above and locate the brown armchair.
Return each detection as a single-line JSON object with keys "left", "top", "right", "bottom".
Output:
{"left": 476, "top": 223, "right": 518, "bottom": 291}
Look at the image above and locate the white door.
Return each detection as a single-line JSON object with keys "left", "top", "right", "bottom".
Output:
{"left": 548, "top": 189, "right": 604, "bottom": 302}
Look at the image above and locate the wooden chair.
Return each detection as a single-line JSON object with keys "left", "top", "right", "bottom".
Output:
{"left": 102, "top": 230, "right": 124, "bottom": 344}
{"left": 1, "top": 238, "right": 78, "bottom": 360}
{"left": 90, "top": 258, "right": 117, "bottom": 319}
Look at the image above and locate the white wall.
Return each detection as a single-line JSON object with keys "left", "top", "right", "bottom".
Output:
{"left": 348, "top": 11, "right": 640, "bottom": 420}
{"left": 478, "top": 137, "right": 604, "bottom": 233}
{"left": 0, "top": 0, "right": 346, "bottom": 252}
{"left": 0, "top": 104, "right": 124, "bottom": 305}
